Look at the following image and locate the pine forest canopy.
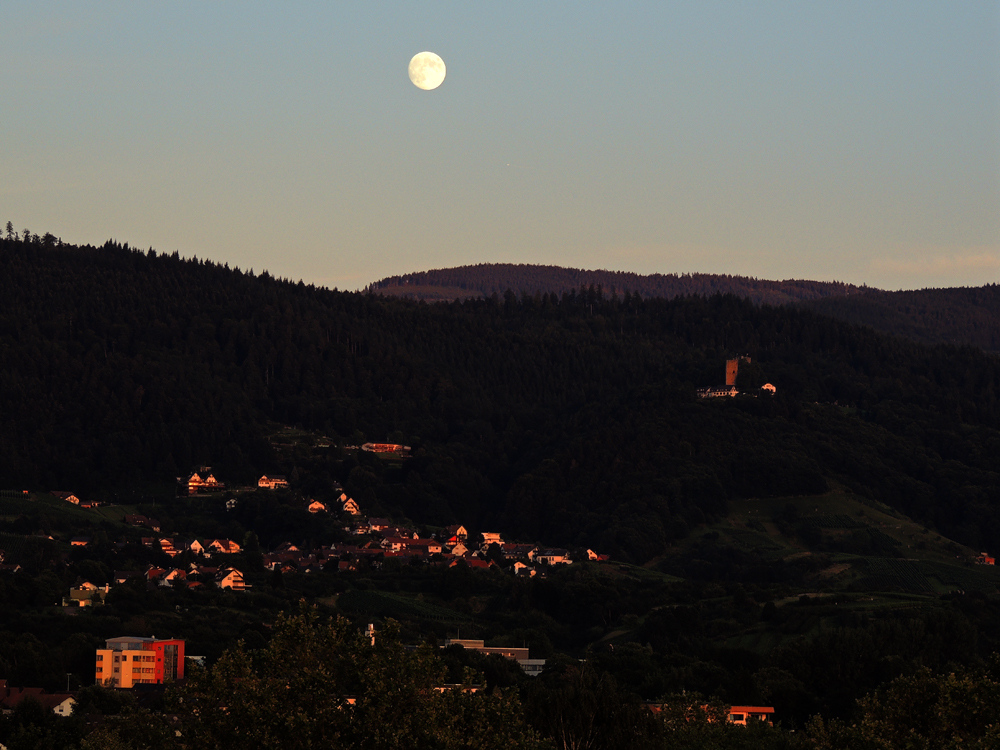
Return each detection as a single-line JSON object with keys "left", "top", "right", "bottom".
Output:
{"left": 368, "top": 263, "right": 866, "bottom": 305}
{"left": 2, "top": 230, "right": 1000, "bottom": 558}
{"left": 371, "top": 263, "right": 1000, "bottom": 352}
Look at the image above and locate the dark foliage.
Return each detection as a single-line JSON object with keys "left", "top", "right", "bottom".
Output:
{"left": 2, "top": 233, "right": 1000, "bottom": 557}
{"left": 805, "top": 285, "right": 1000, "bottom": 353}
{"left": 369, "top": 262, "right": 863, "bottom": 305}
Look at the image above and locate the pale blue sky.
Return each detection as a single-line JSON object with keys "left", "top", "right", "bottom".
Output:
{"left": 2, "top": 1, "right": 997, "bottom": 290}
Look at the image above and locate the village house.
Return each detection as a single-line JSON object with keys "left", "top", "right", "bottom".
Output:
{"left": 502, "top": 543, "right": 536, "bottom": 560}
{"left": 159, "top": 568, "right": 187, "bottom": 587}
{"left": 307, "top": 499, "right": 328, "bottom": 513}
{"left": 258, "top": 474, "right": 289, "bottom": 490}
{"left": 479, "top": 532, "right": 503, "bottom": 549}
{"left": 158, "top": 538, "right": 181, "bottom": 557}
{"left": 340, "top": 495, "right": 361, "bottom": 516}
{"left": 180, "top": 469, "right": 225, "bottom": 496}
{"left": 187, "top": 564, "right": 219, "bottom": 585}
{"left": 444, "top": 525, "right": 468, "bottom": 543}
{"left": 264, "top": 551, "right": 304, "bottom": 572}
{"left": 206, "top": 539, "right": 241, "bottom": 555}
{"left": 534, "top": 549, "right": 572, "bottom": 565}
{"left": 406, "top": 539, "right": 443, "bottom": 556}
{"left": 512, "top": 561, "right": 536, "bottom": 577}
{"left": 51, "top": 491, "right": 80, "bottom": 505}
{"left": 380, "top": 537, "right": 409, "bottom": 553}
{"left": 63, "top": 582, "right": 110, "bottom": 607}
{"left": 0, "top": 680, "right": 75, "bottom": 717}
{"left": 215, "top": 568, "right": 247, "bottom": 591}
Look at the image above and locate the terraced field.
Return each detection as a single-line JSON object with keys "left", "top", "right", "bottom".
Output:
{"left": 852, "top": 557, "right": 934, "bottom": 593}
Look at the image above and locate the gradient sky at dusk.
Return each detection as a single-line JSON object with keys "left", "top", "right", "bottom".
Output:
{"left": 2, "top": 2, "right": 998, "bottom": 290}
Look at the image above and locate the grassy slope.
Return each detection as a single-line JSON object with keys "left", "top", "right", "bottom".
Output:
{"left": 3, "top": 483, "right": 997, "bottom": 659}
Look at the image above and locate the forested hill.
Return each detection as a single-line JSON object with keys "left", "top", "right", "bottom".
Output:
{"left": 3, "top": 233, "right": 1000, "bottom": 558}
{"left": 371, "top": 264, "right": 1000, "bottom": 354}
{"left": 368, "top": 263, "right": 864, "bottom": 305}
{"left": 803, "top": 285, "right": 1000, "bottom": 353}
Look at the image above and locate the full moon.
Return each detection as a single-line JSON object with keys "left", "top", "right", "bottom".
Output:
{"left": 408, "top": 51, "right": 446, "bottom": 90}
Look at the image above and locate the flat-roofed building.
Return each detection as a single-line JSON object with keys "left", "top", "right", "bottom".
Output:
{"left": 95, "top": 636, "right": 185, "bottom": 688}
{"left": 727, "top": 706, "right": 775, "bottom": 725}
{"left": 441, "top": 639, "right": 543, "bottom": 676}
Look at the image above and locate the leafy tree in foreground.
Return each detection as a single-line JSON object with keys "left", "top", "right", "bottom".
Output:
{"left": 164, "top": 607, "right": 546, "bottom": 750}
{"left": 807, "top": 660, "right": 1000, "bottom": 750}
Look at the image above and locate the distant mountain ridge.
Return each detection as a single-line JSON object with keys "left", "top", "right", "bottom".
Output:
{"left": 368, "top": 263, "right": 866, "bottom": 305}
{"left": 803, "top": 285, "right": 1000, "bottom": 353}
{"left": 371, "top": 264, "right": 1000, "bottom": 352}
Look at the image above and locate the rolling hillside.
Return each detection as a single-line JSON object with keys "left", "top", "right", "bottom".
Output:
{"left": 2, "top": 234, "right": 1000, "bottom": 559}
{"left": 371, "top": 263, "right": 1000, "bottom": 352}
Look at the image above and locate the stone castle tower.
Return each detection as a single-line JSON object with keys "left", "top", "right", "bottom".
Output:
{"left": 725, "top": 358, "right": 739, "bottom": 386}
{"left": 726, "top": 356, "right": 751, "bottom": 386}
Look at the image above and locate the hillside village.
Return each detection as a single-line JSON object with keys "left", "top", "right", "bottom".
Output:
{"left": 24, "top": 465, "right": 605, "bottom": 617}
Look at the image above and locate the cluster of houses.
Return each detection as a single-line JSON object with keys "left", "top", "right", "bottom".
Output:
{"left": 62, "top": 520, "right": 601, "bottom": 600}
{"left": 52, "top": 491, "right": 104, "bottom": 509}
{"left": 140, "top": 535, "right": 243, "bottom": 557}
{"left": 38, "top": 470, "right": 609, "bottom": 593}
{"left": 260, "top": 522, "right": 604, "bottom": 577}
{"left": 63, "top": 564, "right": 248, "bottom": 606}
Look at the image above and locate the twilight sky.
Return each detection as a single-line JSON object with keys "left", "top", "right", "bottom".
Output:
{"left": 2, "top": 2, "right": 998, "bottom": 291}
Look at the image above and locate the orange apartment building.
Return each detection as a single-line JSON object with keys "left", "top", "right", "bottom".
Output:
{"left": 95, "top": 636, "right": 185, "bottom": 688}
